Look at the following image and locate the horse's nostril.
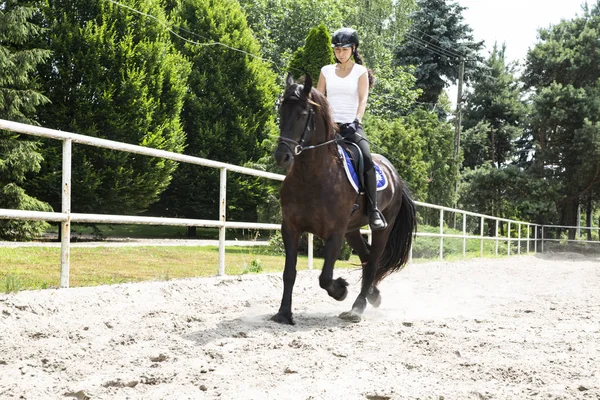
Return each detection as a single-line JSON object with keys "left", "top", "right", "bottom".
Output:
{"left": 274, "top": 149, "right": 293, "bottom": 169}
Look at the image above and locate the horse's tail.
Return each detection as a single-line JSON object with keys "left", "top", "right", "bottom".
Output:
{"left": 374, "top": 183, "right": 417, "bottom": 284}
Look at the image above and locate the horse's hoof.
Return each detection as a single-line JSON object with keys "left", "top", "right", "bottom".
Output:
{"left": 367, "top": 288, "right": 381, "bottom": 308}
{"left": 270, "top": 312, "right": 295, "bottom": 325}
{"left": 329, "top": 277, "right": 349, "bottom": 301}
{"left": 333, "top": 286, "right": 348, "bottom": 301}
{"left": 338, "top": 310, "right": 362, "bottom": 323}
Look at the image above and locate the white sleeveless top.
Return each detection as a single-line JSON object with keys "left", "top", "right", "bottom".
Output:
{"left": 321, "top": 63, "right": 368, "bottom": 124}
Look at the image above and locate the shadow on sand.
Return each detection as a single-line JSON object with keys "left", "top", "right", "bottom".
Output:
{"left": 182, "top": 310, "right": 356, "bottom": 346}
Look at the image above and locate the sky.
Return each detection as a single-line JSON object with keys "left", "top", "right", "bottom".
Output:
{"left": 456, "top": 0, "right": 589, "bottom": 63}
{"left": 447, "top": 0, "right": 590, "bottom": 105}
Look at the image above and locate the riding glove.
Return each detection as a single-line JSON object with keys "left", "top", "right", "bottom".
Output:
{"left": 342, "top": 119, "right": 361, "bottom": 136}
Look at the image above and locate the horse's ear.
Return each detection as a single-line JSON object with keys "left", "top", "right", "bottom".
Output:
{"left": 286, "top": 72, "right": 295, "bottom": 87}
{"left": 303, "top": 74, "right": 313, "bottom": 96}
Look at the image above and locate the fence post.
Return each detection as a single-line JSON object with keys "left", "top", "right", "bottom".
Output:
{"left": 439, "top": 209, "right": 444, "bottom": 261}
{"left": 60, "top": 139, "right": 72, "bottom": 288}
{"left": 541, "top": 225, "right": 544, "bottom": 253}
{"left": 527, "top": 224, "right": 530, "bottom": 253}
{"left": 218, "top": 168, "right": 227, "bottom": 276}
{"left": 507, "top": 221, "right": 511, "bottom": 256}
{"left": 495, "top": 219, "right": 499, "bottom": 256}
{"left": 307, "top": 233, "right": 314, "bottom": 270}
{"left": 462, "top": 213, "right": 467, "bottom": 259}
{"left": 518, "top": 223, "right": 521, "bottom": 255}
{"left": 534, "top": 225, "right": 538, "bottom": 253}
{"left": 480, "top": 216, "right": 484, "bottom": 257}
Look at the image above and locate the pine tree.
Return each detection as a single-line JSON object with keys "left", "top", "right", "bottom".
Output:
{"left": 0, "top": 2, "right": 53, "bottom": 240}
{"left": 394, "top": 0, "right": 483, "bottom": 105}
{"left": 462, "top": 44, "right": 525, "bottom": 169}
{"left": 523, "top": 4, "right": 600, "bottom": 234}
{"left": 237, "top": 0, "right": 346, "bottom": 68}
{"left": 154, "top": 0, "right": 279, "bottom": 226}
{"left": 289, "top": 24, "right": 334, "bottom": 82}
{"left": 26, "top": 0, "right": 191, "bottom": 216}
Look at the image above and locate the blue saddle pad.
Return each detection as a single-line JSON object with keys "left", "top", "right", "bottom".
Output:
{"left": 337, "top": 145, "right": 388, "bottom": 194}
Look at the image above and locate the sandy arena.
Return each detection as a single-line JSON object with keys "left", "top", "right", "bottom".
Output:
{"left": 1, "top": 253, "right": 599, "bottom": 399}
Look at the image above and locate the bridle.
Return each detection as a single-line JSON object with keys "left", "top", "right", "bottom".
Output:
{"left": 277, "top": 99, "right": 339, "bottom": 156}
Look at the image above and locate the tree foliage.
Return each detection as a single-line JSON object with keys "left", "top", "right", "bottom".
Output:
{"left": 26, "top": 0, "right": 191, "bottom": 217}
{"left": 368, "top": 117, "right": 429, "bottom": 201}
{"left": 154, "top": 0, "right": 279, "bottom": 223}
{"left": 344, "top": 0, "right": 416, "bottom": 69}
{"left": 288, "top": 24, "right": 333, "bottom": 82}
{"left": 393, "top": 0, "right": 483, "bottom": 105}
{"left": 460, "top": 163, "right": 558, "bottom": 227}
{"left": 462, "top": 44, "right": 525, "bottom": 169}
{"left": 0, "top": 2, "right": 52, "bottom": 240}
{"left": 369, "top": 107, "right": 457, "bottom": 210}
{"left": 237, "top": 0, "right": 347, "bottom": 69}
{"left": 523, "top": 4, "right": 600, "bottom": 232}
{"left": 368, "top": 63, "right": 421, "bottom": 119}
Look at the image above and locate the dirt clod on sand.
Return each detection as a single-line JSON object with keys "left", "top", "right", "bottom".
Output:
{"left": 1, "top": 254, "right": 599, "bottom": 399}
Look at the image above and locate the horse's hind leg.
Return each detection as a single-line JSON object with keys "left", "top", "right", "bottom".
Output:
{"left": 271, "top": 223, "right": 301, "bottom": 325}
{"left": 345, "top": 230, "right": 370, "bottom": 264}
{"left": 340, "top": 231, "right": 388, "bottom": 322}
{"left": 346, "top": 230, "right": 381, "bottom": 307}
{"left": 319, "top": 233, "right": 348, "bottom": 301}
{"left": 366, "top": 286, "right": 381, "bottom": 307}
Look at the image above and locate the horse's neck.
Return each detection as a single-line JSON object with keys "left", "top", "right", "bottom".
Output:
{"left": 292, "top": 122, "right": 339, "bottom": 183}
{"left": 307, "top": 115, "right": 333, "bottom": 153}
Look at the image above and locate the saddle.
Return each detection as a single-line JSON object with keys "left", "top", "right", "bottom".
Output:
{"left": 337, "top": 138, "right": 387, "bottom": 194}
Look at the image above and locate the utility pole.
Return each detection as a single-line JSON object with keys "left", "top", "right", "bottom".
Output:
{"left": 454, "top": 58, "right": 465, "bottom": 159}
{"left": 453, "top": 58, "right": 465, "bottom": 229}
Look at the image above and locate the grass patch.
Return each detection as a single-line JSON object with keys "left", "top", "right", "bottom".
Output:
{"left": 411, "top": 224, "right": 536, "bottom": 261}
{"left": 3, "top": 274, "right": 23, "bottom": 294}
{"left": 2, "top": 222, "right": 543, "bottom": 293}
{"left": 0, "top": 246, "right": 362, "bottom": 292}
{"left": 46, "top": 223, "right": 269, "bottom": 241}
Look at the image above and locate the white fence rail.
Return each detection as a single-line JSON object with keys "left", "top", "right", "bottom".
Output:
{"left": 1, "top": 119, "right": 598, "bottom": 288}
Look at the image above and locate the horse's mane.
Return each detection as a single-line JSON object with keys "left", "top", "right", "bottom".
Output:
{"left": 308, "top": 88, "right": 339, "bottom": 141}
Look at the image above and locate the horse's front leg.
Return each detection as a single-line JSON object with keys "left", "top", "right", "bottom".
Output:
{"left": 319, "top": 233, "right": 348, "bottom": 301}
{"left": 271, "top": 223, "right": 301, "bottom": 325}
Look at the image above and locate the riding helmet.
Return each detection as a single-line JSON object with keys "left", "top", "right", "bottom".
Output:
{"left": 331, "top": 28, "right": 359, "bottom": 49}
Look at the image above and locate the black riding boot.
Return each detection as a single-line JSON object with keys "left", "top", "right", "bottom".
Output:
{"left": 365, "top": 168, "right": 387, "bottom": 231}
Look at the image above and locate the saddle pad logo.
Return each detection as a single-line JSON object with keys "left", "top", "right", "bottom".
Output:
{"left": 337, "top": 145, "right": 388, "bottom": 194}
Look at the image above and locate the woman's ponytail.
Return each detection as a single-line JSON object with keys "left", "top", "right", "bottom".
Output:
{"left": 353, "top": 49, "right": 374, "bottom": 89}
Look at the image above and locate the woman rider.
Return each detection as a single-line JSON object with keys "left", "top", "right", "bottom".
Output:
{"left": 316, "top": 27, "right": 387, "bottom": 231}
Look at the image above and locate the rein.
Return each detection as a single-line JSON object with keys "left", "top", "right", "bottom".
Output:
{"left": 277, "top": 106, "right": 340, "bottom": 155}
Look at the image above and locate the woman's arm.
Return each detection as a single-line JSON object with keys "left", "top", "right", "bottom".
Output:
{"left": 316, "top": 71, "right": 326, "bottom": 95}
{"left": 356, "top": 72, "right": 369, "bottom": 122}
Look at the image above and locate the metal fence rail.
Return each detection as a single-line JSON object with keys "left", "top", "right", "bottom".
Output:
{"left": 1, "top": 118, "right": 598, "bottom": 287}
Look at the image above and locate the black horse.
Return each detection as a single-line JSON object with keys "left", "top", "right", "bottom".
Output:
{"left": 272, "top": 74, "right": 417, "bottom": 324}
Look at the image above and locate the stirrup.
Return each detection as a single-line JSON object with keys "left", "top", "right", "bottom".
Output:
{"left": 369, "top": 209, "right": 387, "bottom": 231}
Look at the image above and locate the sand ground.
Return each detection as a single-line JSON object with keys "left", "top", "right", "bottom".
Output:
{"left": 1, "top": 253, "right": 599, "bottom": 399}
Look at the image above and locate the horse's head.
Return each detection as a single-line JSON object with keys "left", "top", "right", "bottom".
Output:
{"left": 274, "top": 73, "right": 315, "bottom": 169}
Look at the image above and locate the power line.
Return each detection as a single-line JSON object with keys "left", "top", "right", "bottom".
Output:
{"left": 411, "top": 27, "right": 467, "bottom": 58}
{"left": 105, "top": 0, "right": 285, "bottom": 75}
{"left": 103, "top": 0, "right": 511, "bottom": 99}
{"left": 404, "top": 32, "right": 465, "bottom": 60}
{"left": 404, "top": 33, "right": 463, "bottom": 61}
